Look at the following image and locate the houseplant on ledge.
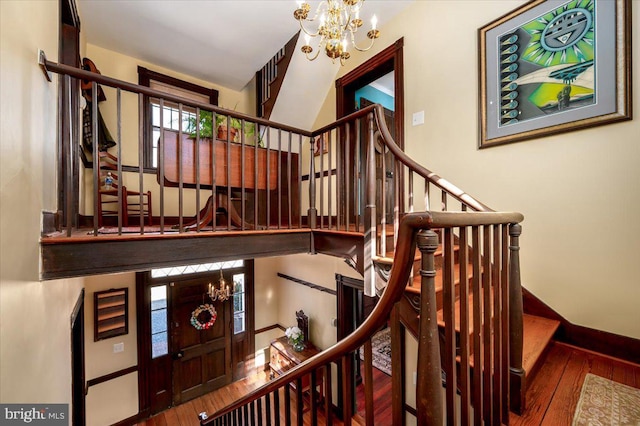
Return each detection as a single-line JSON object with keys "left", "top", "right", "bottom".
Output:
{"left": 186, "top": 109, "right": 263, "bottom": 147}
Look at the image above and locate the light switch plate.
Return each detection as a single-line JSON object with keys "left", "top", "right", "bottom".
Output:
{"left": 412, "top": 111, "right": 425, "bottom": 126}
{"left": 113, "top": 342, "right": 124, "bottom": 353}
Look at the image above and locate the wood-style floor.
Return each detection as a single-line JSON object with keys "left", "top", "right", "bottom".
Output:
{"left": 137, "top": 342, "right": 640, "bottom": 425}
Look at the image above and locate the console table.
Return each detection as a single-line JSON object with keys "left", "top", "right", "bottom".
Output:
{"left": 269, "top": 336, "right": 323, "bottom": 402}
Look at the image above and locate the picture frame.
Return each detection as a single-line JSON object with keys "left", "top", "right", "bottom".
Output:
{"left": 478, "top": 0, "right": 632, "bottom": 148}
{"left": 313, "top": 133, "right": 329, "bottom": 156}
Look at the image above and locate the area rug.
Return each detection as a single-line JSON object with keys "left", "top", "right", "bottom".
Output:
{"left": 359, "top": 327, "right": 392, "bottom": 376}
{"left": 572, "top": 373, "right": 640, "bottom": 426}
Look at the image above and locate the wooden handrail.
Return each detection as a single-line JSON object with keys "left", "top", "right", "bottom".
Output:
{"left": 202, "top": 210, "right": 523, "bottom": 423}
{"left": 40, "top": 56, "right": 313, "bottom": 137}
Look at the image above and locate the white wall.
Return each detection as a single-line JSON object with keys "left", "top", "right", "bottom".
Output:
{"left": 0, "top": 0, "right": 84, "bottom": 417}
{"left": 313, "top": 0, "right": 640, "bottom": 340}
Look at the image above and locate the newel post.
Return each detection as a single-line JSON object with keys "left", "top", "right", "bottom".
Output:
{"left": 416, "top": 229, "right": 444, "bottom": 425}
{"left": 509, "top": 223, "right": 525, "bottom": 414}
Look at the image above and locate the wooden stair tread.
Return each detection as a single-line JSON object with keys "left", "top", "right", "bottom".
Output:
{"left": 521, "top": 314, "right": 560, "bottom": 376}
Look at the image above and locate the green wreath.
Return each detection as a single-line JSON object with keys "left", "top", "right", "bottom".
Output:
{"left": 190, "top": 304, "right": 217, "bottom": 330}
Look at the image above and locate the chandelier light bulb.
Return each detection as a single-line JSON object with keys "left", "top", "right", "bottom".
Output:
{"left": 371, "top": 14, "right": 377, "bottom": 30}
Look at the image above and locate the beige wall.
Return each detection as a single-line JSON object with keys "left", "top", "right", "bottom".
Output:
{"left": 83, "top": 273, "right": 138, "bottom": 425}
{"left": 0, "top": 0, "right": 85, "bottom": 416}
{"left": 312, "top": 0, "right": 640, "bottom": 340}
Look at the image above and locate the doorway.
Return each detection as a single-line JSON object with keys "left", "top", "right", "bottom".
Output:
{"left": 138, "top": 261, "right": 254, "bottom": 415}
{"left": 335, "top": 38, "right": 404, "bottom": 223}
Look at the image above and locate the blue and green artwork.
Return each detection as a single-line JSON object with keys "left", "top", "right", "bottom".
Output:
{"left": 499, "top": 0, "right": 595, "bottom": 127}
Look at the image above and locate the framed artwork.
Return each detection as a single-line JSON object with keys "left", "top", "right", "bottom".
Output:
{"left": 478, "top": 0, "right": 632, "bottom": 148}
{"left": 313, "top": 133, "right": 330, "bottom": 156}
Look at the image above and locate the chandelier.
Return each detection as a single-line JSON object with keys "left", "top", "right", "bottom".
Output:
{"left": 294, "top": 0, "right": 380, "bottom": 65}
{"left": 208, "top": 270, "right": 232, "bottom": 302}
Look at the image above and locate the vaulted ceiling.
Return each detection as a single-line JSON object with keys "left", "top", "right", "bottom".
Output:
{"left": 78, "top": 1, "right": 413, "bottom": 91}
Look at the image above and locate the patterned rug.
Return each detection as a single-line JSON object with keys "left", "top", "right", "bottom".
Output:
{"left": 572, "top": 373, "right": 640, "bottom": 425}
{"left": 360, "top": 327, "right": 392, "bottom": 376}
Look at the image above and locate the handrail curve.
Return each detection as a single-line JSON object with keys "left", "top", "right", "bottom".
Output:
{"left": 202, "top": 209, "right": 524, "bottom": 422}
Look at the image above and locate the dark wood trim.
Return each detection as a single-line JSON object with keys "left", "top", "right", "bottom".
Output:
{"left": 523, "top": 287, "right": 640, "bottom": 365}
{"left": 86, "top": 365, "right": 138, "bottom": 390}
{"left": 255, "top": 324, "right": 286, "bottom": 335}
{"left": 335, "top": 274, "right": 364, "bottom": 290}
{"left": 302, "top": 168, "right": 337, "bottom": 182}
{"left": 70, "top": 288, "right": 85, "bottom": 426}
{"left": 41, "top": 231, "right": 311, "bottom": 280}
{"left": 277, "top": 272, "right": 337, "bottom": 296}
{"left": 405, "top": 403, "right": 417, "bottom": 418}
{"left": 136, "top": 272, "right": 151, "bottom": 414}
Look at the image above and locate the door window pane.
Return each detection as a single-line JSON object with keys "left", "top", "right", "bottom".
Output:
{"left": 151, "top": 285, "right": 168, "bottom": 358}
{"left": 233, "top": 274, "right": 245, "bottom": 334}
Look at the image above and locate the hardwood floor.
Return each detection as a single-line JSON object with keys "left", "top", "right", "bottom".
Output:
{"left": 510, "top": 341, "right": 640, "bottom": 425}
{"left": 137, "top": 343, "right": 639, "bottom": 425}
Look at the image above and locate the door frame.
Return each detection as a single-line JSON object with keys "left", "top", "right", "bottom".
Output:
{"left": 137, "top": 262, "right": 255, "bottom": 414}
{"left": 70, "top": 289, "right": 85, "bottom": 426}
{"left": 335, "top": 38, "right": 405, "bottom": 219}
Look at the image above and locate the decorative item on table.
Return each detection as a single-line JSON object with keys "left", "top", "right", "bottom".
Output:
{"left": 285, "top": 326, "right": 305, "bottom": 352}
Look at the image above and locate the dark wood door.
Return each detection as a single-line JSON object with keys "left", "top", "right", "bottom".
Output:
{"left": 171, "top": 278, "right": 232, "bottom": 405}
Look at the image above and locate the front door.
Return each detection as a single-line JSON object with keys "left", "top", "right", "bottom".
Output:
{"left": 171, "top": 277, "right": 232, "bottom": 405}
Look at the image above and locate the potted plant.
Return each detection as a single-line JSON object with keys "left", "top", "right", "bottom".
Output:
{"left": 186, "top": 109, "right": 262, "bottom": 146}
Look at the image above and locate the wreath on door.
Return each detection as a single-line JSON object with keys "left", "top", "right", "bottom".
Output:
{"left": 190, "top": 304, "right": 217, "bottom": 330}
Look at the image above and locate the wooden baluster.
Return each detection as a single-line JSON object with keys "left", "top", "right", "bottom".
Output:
{"left": 363, "top": 340, "right": 374, "bottom": 426}
{"left": 254, "top": 122, "right": 259, "bottom": 229}
{"left": 277, "top": 129, "right": 282, "bottom": 229}
{"left": 324, "top": 364, "right": 333, "bottom": 426}
{"left": 364, "top": 112, "right": 377, "bottom": 295}
{"left": 354, "top": 118, "right": 361, "bottom": 231}
{"left": 408, "top": 171, "right": 414, "bottom": 213}
{"left": 138, "top": 93, "right": 146, "bottom": 233}
{"left": 296, "top": 378, "right": 303, "bottom": 426}
{"left": 328, "top": 130, "right": 333, "bottom": 229}
{"left": 211, "top": 112, "right": 217, "bottom": 233}
{"left": 288, "top": 132, "right": 293, "bottom": 228}
{"left": 308, "top": 136, "right": 317, "bottom": 231}
{"left": 416, "top": 229, "right": 444, "bottom": 425}
{"left": 116, "top": 89, "right": 123, "bottom": 234}
{"left": 178, "top": 103, "right": 184, "bottom": 232}
{"left": 482, "top": 225, "right": 493, "bottom": 424}
{"left": 319, "top": 132, "right": 324, "bottom": 229}
{"left": 311, "top": 370, "right": 318, "bottom": 426}
{"left": 425, "top": 179, "right": 430, "bottom": 211}
{"left": 159, "top": 99, "right": 165, "bottom": 234}
{"left": 459, "top": 226, "right": 471, "bottom": 424}
{"left": 265, "top": 392, "right": 271, "bottom": 425}
{"left": 298, "top": 133, "right": 302, "bottom": 228}
{"left": 195, "top": 108, "right": 201, "bottom": 232}
{"left": 509, "top": 223, "right": 525, "bottom": 414}
{"left": 241, "top": 119, "right": 246, "bottom": 231}
{"left": 257, "top": 397, "right": 263, "bottom": 426}
{"left": 345, "top": 122, "right": 350, "bottom": 231}
{"left": 471, "top": 226, "right": 483, "bottom": 425}
{"left": 441, "top": 190, "right": 447, "bottom": 212}
{"left": 250, "top": 400, "right": 256, "bottom": 425}
{"left": 493, "top": 224, "right": 503, "bottom": 424}
{"left": 284, "top": 383, "right": 291, "bottom": 426}
{"left": 266, "top": 127, "right": 271, "bottom": 229}
{"left": 443, "top": 228, "right": 457, "bottom": 425}
{"left": 274, "top": 386, "right": 281, "bottom": 426}
{"left": 226, "top": 115, "right": 231, "bottom": 230}
{"left": 341, "top": 356, "right": 353, "bottom": 426}
{"left": 90, "top": 80, "right": 98, "bottom": 236}
{"left": 501, "top": 224, "right": 510, "bottom": 423}
{"left": 390, "top": 304, "right": 405, "bottom": 426}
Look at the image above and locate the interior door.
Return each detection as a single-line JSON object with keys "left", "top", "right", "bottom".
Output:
{"left": 360, "top": 98, "right": 396, "bottom": 224}
{"left": 171, "top": 278, "right": 232, "bottom": 404}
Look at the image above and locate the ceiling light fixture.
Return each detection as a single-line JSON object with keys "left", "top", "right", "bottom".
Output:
{"left": 208, "top": 269, "right": 232, "bottom": 302}
{"left": 294, "top": 0, "right": 380, "bottom": 65}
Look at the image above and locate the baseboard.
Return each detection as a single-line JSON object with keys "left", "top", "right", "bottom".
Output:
{"left": 523, "top": 288, "right": 640, "bottom": 365}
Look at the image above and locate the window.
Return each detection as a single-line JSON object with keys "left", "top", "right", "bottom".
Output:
{"left": 233, "top": 273, "right": 246, "bottom": 334}
{"left": 150, "top": 285, "right": 168, "bottom": 358}
{"left": 138, "top": 67, "right": 218, "bottom": 169}
{"left": 150, "top": 260, "right": 244, "bottom": 279}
